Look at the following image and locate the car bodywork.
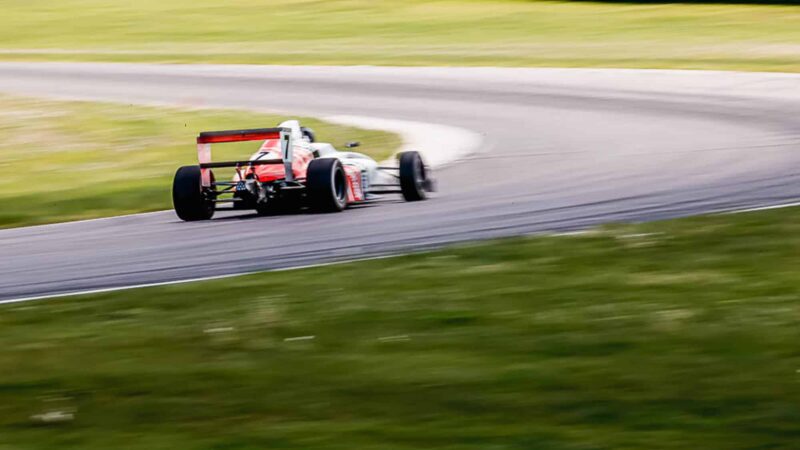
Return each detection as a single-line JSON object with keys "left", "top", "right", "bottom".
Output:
{"left": 172, "top": 120, "right": 433, "bottom": 221}
{"left": 228, "top": 121, "right": 377, "bottom": 204}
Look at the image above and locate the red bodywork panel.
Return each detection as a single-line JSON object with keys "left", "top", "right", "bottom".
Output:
{"left": 197, "top": 130, "right": 283, "bottom": 144}
{"left": 241, "top": 139, "right": 366, "bottom": 202}
{"left": 197, "top": 128, "right": 368, "bottom": 205}
{"left": 246, "top": 139, "right": 315, "bottom": 183}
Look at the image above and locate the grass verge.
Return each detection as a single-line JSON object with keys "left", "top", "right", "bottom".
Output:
{"left": 2, "top": 1, "right": 800, "bottom": 71}
{"left": 1, "top": 207, "right": 798, "bottom": 449}
{"left": 0, "top": 95, "right": 401, "bottom": 228}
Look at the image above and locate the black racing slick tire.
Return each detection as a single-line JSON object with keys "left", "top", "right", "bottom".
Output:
{"left": 306, "top": 158, "right": 347, "bottom": 212}
{"left": 172, "top": 165, "right": 215, "bottom": 221}
{"left": 399, "top": 151, "right": 427, "bottom": 201}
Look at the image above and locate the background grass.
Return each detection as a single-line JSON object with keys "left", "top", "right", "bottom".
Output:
{"left": 2, "top": 0, "right": 800, "bottom": 71}
{"left": 0, "top": 95, "right": 400, "bottom": 228}
{"left": 0, "top": 206, "right": 798, "bottom": 449}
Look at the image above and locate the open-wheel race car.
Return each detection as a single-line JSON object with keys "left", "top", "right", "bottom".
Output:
{"left": 172, "top": 120, "right": 434, "bottom": 221}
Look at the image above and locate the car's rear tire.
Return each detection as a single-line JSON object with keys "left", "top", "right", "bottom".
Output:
{"left": 173, "top": 165, "right": 215, "bottom": 221}
{"left": 399, "top": 151, "right": 427, "bottom": 201}
{"left": 306, "top": 158, "right": 347, "bottom": 212}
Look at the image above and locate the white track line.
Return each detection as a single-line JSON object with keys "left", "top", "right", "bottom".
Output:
{"left": 8, "top": 200, "right": 798, "bottom": 306}
{"left": 4, "top": 200, "right": 799, "bottom": 305}
{"left": 0, "top": 255, "right": 399, "bottom": 306}
{"left": 721, "top": 201, "right": 800, "bottom": 214}
{"left": 6, "top": 210, "right": 169, "bottom": 232}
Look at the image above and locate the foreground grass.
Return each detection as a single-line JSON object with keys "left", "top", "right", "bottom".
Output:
{"left": 1, "top": 207, "right": 798, "bottom": 449}
{"left": 2, "top": 1, "right": 800, "bottom": 71}
{"left": 0, "top": 96, "right": 400, "bottom": 228}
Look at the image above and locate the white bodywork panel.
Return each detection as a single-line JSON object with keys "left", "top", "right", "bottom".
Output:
{"left": 236, "top": 120, "right": 386, "bottom": 191}
{"left": 310, "top": 143, "right": 380, "bottom": 187}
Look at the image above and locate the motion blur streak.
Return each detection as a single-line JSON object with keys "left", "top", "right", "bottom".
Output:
{"left": 0, "top": 63, "right": 799, "bottom": 301}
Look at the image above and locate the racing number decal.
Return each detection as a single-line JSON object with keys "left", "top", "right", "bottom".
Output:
{"left": 281, "top": 130, "right": 293, "bottom": 182}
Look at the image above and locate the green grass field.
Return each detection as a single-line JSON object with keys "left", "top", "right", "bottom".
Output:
{"left": 1, "top": 206, "right": 798, "bottom": 449}
{"left": 0, "top": 96, "right": 400, "bottom": 228}
{"left": 2, "top": 0, "right": 800, "bottom": 71}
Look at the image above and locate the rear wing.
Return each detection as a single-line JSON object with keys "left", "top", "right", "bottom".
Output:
{"left": 196, "top": 127, "right": 293, "bottom": 186}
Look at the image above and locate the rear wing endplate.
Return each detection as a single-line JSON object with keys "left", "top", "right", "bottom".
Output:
{"left": 196, "top": 127, "right": 293, "bottom": 186}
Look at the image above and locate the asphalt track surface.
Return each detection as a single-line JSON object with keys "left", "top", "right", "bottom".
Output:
{"left": 0, "top": 63, "right": 799, "bottom": 301}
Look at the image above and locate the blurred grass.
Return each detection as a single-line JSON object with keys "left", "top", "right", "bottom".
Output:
{"left": 0, "top": 95, "right": 400, "bottom": 228}
{"left": 2, "top": 1, "right": 800, "bottom": 71}
{"left": 1, "top": 206, "right": 799, "bottom": 449}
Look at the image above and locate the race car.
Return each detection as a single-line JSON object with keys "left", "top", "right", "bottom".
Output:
{"left": 172, "top": 120, "right": 434, "bottom": 221}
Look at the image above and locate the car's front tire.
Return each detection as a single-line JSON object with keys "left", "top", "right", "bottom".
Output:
{"left": 306, "top": 158, "right": 347, "bottom": 212}
{"left": 173, "top": 165, "right": 215, "bottom": 221}
{"left": 399, "top": 151, "right": 428, "bottom": 201}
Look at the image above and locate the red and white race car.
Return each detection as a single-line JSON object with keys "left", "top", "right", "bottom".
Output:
{"left": 172, "top": 120, "right": 434, "bottom": 221}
